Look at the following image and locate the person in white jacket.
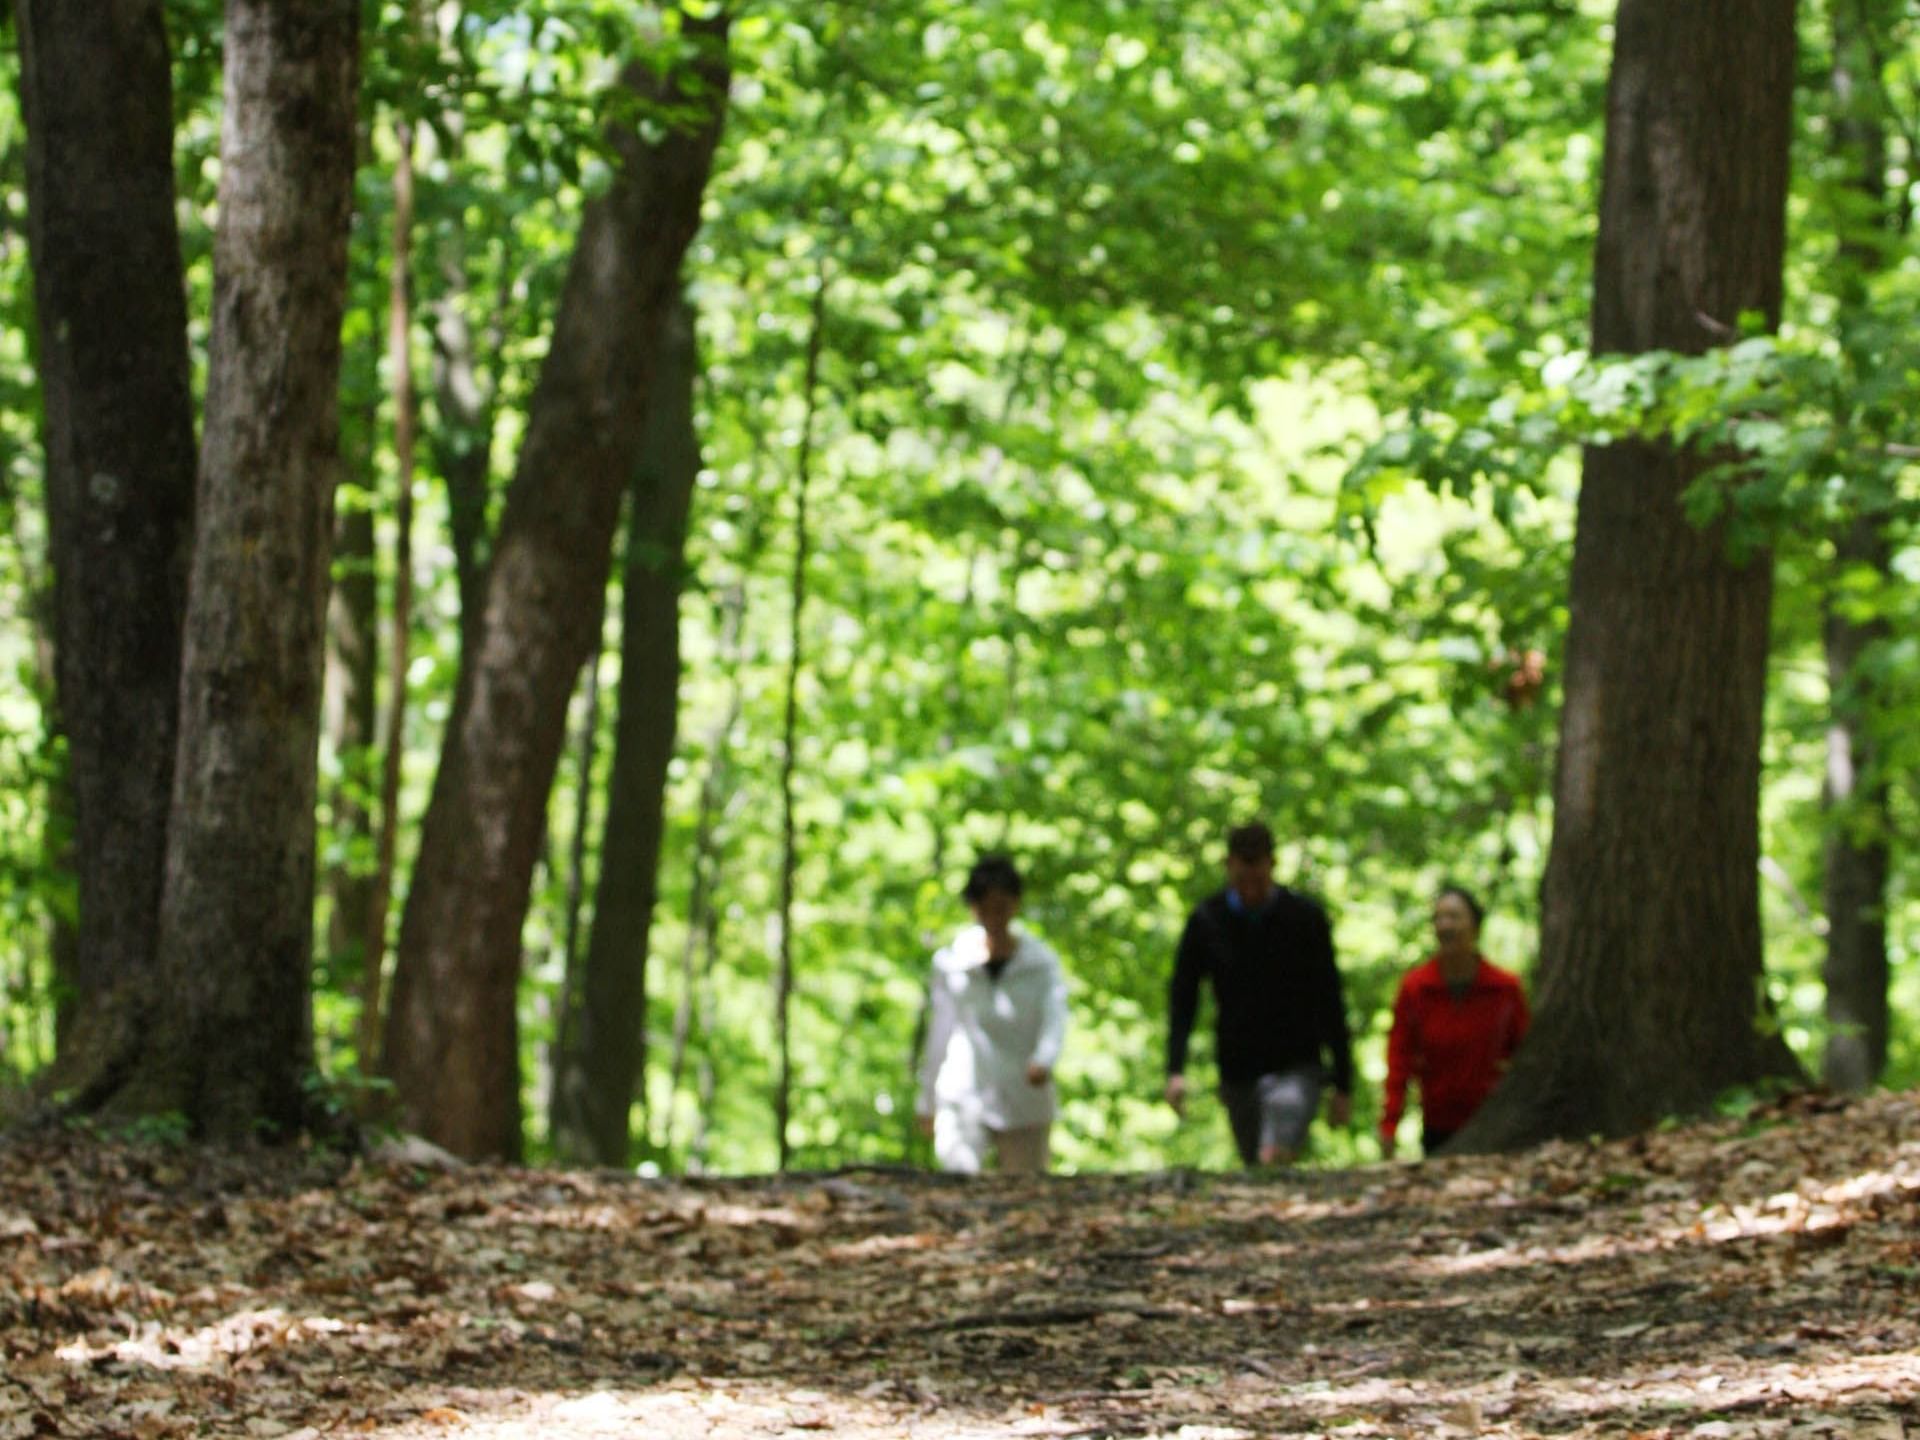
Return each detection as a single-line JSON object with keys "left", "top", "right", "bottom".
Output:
{"left": 915, "top": 855, "right": 1070, "bottom": 1174}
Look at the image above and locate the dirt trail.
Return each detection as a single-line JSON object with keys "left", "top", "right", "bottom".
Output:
{"left": 3, "top": 1090, "right": 1917, "bottom": 1438}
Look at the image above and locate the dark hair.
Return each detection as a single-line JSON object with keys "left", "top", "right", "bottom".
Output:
{"left": 1437, "top": 884, "right": 1485, "bottom": 929}
{"left": 1226, "top": 821, "right": 1275, "bottom": 861}
{"left": 962, "top": 855, "right": 1023, "bottom": 903}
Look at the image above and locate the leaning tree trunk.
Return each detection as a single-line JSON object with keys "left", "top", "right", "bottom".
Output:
{"left": 13, "top": 0, "right": 197, "bottom": 1094}
{"left": 1820, "top": 4, "right": 1894, "bottom": 1093}
{"left": 384, "top": 25, "right": 730, "bottom": 1160}
{"left": 124, "top": 0, "right": 360, "bottom": 1139}
{"left": 1455, "top": 0, "right": 1803, "bottom": 1151}
{"left": 550, "top": 292, "right": 701, "bottom": 1167}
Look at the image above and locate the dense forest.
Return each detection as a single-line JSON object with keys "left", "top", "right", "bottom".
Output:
{"left": 0, "top": 0, "right": 1917, "bottom": 1175}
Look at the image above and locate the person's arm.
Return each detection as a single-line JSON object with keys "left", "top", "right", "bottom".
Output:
{"left": 1380, "top": 976, "right": 1416, "bottom": 1153}
{"left": 1029, "top": 947, "right": 1069, "bottom": 1082}
{"left": 1167, "top": 911, "right": 1205, "bottom": 1079}
{"left": 916, "top": 965, "right": 957, "bottom": 1120}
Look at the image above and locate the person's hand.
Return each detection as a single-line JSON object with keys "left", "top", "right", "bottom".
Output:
{"left": 1026, "top": 1062, "right": 1051, "bottom": 1087}
{"left": 1326, "top": 1090, "right": 1352, "bottom": 1129}
{"left": 916, "top": 1113, "right": 934, "bottom": 1139}
{"left": 1164, "top": 1074, "right": 1187, "bottom": 1116}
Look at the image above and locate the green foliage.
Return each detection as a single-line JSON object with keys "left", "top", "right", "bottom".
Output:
{"left": 4, "top": 0, "right": 1920, "bottom": 1165}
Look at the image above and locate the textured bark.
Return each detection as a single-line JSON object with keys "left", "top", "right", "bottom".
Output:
{"left": 1456, "top": 0, "right": 1802, "bottom": 1151}
{"left": 551, "top": 294, "right": 701, "bottom": 1167}
{"left": 1820, "top": 5, "right": 1894, "bottom": 1094}
{"left": 129, "top": 0, "right": 360, "bottom": 1138}
{"left": 384, "top": 26, "right": 730, "bottom": 1161}
{"left": 13, "top": 0, "right": 197, "bottom": 1087}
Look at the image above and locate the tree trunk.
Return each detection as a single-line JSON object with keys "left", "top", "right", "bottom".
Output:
{"left": 1819, "top": 3, "right": 1894, "bottom": 1094}
{"left": 324, "top": 492, "right": 378, "bottom": 991}
{"left": 358, "top": 115, "right": 419, "bottom": 1068}
{"left": 551, "top": 292, "right": 702, "bottom": 1167}
{"left": 775, "top": 269, "right": 828, "bottom": 1172}
{"left": 1822, "top": 517, "right": 1892, "bottom": 1091}
{"left": 1455, "top": 0, "right": 1802, "bottom": 1151}
{"left": 13, "top": 0, "right": 197, "bottom": 1092}
{"left": 547, "top": 610, "right": 607, "bottom": 1159}
{"left": 125, "top": 0, "right": 360, "bottom": 1139}
{"left": 383, "top": 26, "right": 730, "bottom": 1160}
{"left": 429, "top": 273, "right": 497, "bottom": 649}
{"left": 662, "top": 581, "right": 747, "bottom": 1162}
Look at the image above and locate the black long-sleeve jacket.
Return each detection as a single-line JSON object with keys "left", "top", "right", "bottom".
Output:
{"left": 1167, "top": 887, "right": 1354, "bottom": 1092}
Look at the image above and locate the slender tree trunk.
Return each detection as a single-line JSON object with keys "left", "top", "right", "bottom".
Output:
{"left": 774, "top": 269, "right": 828, "bottom": 1172}
{"left": 662, "top": 581, "right": 747, "bottom": 1161}
{"left": 551, "top": 293, "right": 702, "bottom": 1167}
{"left": 1822, "top": 518, "right": 1891, "bottom": 1090}
{"left": 547, "top": 612, "right": 607, "bottom": 1158}
{"left": 1820, "top": 3, "right": 1894, "bottom": 1093}
{"left": 325, "top": 488, "right": 378, "bottom": 989}
{"left": 384, "top": 25, "right": 730, "bottom": 1160}
{"left": 429, "top": 271, "right": 498, "bottom": 648}
{"left": 13, "top": 0, "right": 197, "bottom": 1093}
{"left": 126, "top": 0, "right": 360, "bottom": 1138}
{"left": 1456, "top": 0, "right": 1802, "bottom": 1151}
{"left": 358, "top": 115, "right": 419, "bottom": 1068}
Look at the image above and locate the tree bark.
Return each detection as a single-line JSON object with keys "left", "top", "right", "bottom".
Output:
{"left": 126, "top": 0, "right": 360, "bottom": 1139}
{"left": 1819, "top": 2, "right": 1894, "bottom": 1094}
{"left": 13, "top": 0, "right": 197, "bottom": 1090}
{"left": 551, "top": 292, "right": 702, "bottom": 1167}
{"left": 1455, "top": 0, "right": 1802, "bottom": 1151}
{"left": 383, "top": 24, "right": 730, "bottom": 1161}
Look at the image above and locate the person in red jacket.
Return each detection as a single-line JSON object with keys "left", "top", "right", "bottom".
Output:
{"left": 1379, "top": 885, "right": 1529, "bottom": 1157}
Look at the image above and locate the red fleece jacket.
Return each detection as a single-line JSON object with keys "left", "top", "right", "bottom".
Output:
{"left": 1380, "top": 955, "right": 1529, "bottom": 1144}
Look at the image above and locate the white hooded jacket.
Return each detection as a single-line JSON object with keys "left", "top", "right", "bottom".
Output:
{"left": 916, "top": 926, "right": 1069, "bottom": 1131}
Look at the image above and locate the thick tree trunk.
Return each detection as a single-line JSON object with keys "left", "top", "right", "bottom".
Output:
{"left": 383, "top": 27, "right": 730, "bottom": 1160}
{"left": 1456, "top": 0, "right": 1802, "bottom": 1151}
{"left": 126, "top": 0, "right": 360, "bottom": 1139}
{"left": 13, "top": 0, "right": 197, "bottom": 1090}
{"left": 1820, "top": 4, "right": 1894, "bottom": 1094}
{"left": 551, "top": 293, "right": 701, "bottom": 1167}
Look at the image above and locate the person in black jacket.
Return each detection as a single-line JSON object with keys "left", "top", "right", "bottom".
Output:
{"left": 1165, "top": 820, "right": 1354, "bottom": 1167}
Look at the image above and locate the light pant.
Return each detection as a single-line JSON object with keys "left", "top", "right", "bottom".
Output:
{"left": 1220, "top": 1066, "right": 1322, "bottom": 1167}
{"left": 934, "top": 1104, "right": 1052, "bottom": 1175}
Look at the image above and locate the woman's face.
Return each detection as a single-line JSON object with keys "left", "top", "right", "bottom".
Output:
{"left": 1432, "top": 892, "right": 1479, "bottom": 953}
{"left": 970, "top": 889, "right": 1020, "bottom": 938}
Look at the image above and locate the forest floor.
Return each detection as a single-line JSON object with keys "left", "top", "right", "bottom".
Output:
{"left": 2, "top": 1090, "right": 1918, "bottom": 1440}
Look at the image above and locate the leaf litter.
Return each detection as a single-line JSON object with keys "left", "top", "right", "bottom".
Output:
{"left": 1, "top": 1087, "right": 1917, "bottom": 1439}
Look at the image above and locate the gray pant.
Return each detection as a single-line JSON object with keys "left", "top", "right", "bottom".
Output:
{"left": 1221, "top": 1067, "right": 1321, "bottom": 1167}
